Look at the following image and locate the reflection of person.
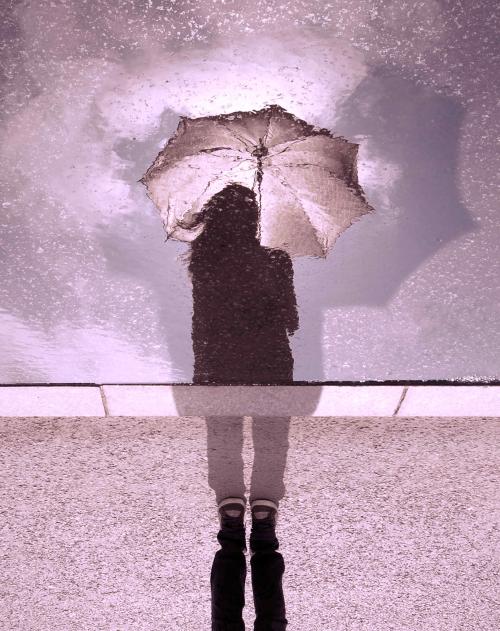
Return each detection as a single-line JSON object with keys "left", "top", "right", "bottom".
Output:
{"left": 186, "top": 183, "right": 298, "bottom": 384}
{"left": 212, "top": 497, "right": 287, "bottom": 631}
{"left": 185, "top": 184, "right": 293, "bottom": 628}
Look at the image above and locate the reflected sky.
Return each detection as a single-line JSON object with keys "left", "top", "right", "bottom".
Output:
{"left": 1, "top": 1, "right": 498, "bottom": 382}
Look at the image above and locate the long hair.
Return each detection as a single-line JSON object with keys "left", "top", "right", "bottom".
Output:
{"left": 179, "top": 184, "right": 260, "bottom": 277}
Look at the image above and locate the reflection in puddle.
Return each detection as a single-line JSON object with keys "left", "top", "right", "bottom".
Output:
{"left": 187, "top": 183, "right": 299, "bottom": 385}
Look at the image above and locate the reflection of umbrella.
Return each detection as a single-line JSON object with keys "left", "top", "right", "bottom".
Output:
{"left": 140, "top": 104, "right": 374, "bottom": 258}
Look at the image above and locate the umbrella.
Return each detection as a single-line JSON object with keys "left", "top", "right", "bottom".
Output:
{"left": 140, "top": 104, "right": 374, "bottom": 258}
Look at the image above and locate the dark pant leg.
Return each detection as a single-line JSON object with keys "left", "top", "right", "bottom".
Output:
{"left": 211, "top": 538, "right": 247, "bottom": 631}
{"left": 250, "top": 536, "right": 288, "bottom": 631}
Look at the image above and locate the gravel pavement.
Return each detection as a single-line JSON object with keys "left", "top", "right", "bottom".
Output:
{"left": 1, "top": 416, "right": 499, "bottom": 631}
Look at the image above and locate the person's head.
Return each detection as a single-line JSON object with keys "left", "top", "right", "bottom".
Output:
{"left": 184, "top": 184, "right": 259, "bottom": 245}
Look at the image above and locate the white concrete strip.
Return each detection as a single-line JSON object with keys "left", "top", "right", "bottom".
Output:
{"left": 398, "top": 385, "right": 500, "bottom": 416}
{"left": 0, "top": 385, "right": 498, "bottom": 417}
{"left": 103, "top": 384, "right": 404, "bottom": 416}
{"left": 0, "top": 386, "right": 105, "bottom": 417}
{"left": 305, "top": 385, "right": 404, "bottom": 417}
{"left": 103, "top": 385, "right": 177, "bottom": 416}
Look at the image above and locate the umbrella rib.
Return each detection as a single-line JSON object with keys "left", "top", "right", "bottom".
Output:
{"left": 266, "top": 136, "right": 311, "bottom": 156}
{"left": 199, "top": 146, "right": 246, "bottom": 155}
{"left": 277, "top": 162, "right": 373, "bottom": 208}
{"left": 262, "top": 113, "right": 273, "bottom": 147}
{"left": 215, "top": 120, "right": 253, "bottom": 152}
{"left": 268, "top": 170, "right": 326, "bottom": 256}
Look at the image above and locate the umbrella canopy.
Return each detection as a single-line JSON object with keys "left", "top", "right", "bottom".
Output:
{"left": 140, "top": 104, "right": 374, "bottom": 258}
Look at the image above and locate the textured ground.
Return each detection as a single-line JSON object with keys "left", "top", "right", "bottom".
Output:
{"left": 1, "top": 416, "right": 499, "bottom": 631}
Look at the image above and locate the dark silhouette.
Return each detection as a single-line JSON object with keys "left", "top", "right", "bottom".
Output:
{"left": 185, "top": 183, "right": 299, "bottom": 629}
{"left": 187, "top": 183, "right": 298, "bottom": 384}
{"left": 212, "top": 498, "right": 287, "bottom": 631}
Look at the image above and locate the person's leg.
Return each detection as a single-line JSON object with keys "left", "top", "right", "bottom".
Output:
{"left": 211, "top": 539, "right": 247, "bottom": 631}
{"left": 211, "top": 499, "right": 248, "bottom": 631}
{"left": 206, "top": 416, "right": 246, "bottom": 505}
{"left": 250, "top": 504, "right": 288, "bottom": 630}
{"left": 249, "top": 416, "right": 290, "bottom": 505}
{"left": 250, "top": 547, "right": 287, "bottom": 630}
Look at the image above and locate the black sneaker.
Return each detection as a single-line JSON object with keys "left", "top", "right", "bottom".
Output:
{"left": 250, "top": 499, "right": 278, "bottom": 528}
{"left": 217, "top": 497, "right": 247, "bottom": 551}
{"left": 217, "top": 497, "right": 246, "bottom": 530}
{"left": 249, "top": 499, "right": 279, "bottom": 555}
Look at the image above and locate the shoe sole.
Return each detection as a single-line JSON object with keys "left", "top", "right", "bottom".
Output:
{"left": 218, "top": 497, "right": 246, "bottom": 526}
{"left": 250, "top": 499, "right": 278, "bottom": 511}
{"left": 250, "top": 499, "right": 278, "bottom": 524}
{"left": 218, "top": 497, "right": 246, "bottom": 510}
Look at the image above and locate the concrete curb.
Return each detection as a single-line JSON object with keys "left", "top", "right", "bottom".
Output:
{"left": 0, "top": 385, "right": 499, "bottom": 417}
